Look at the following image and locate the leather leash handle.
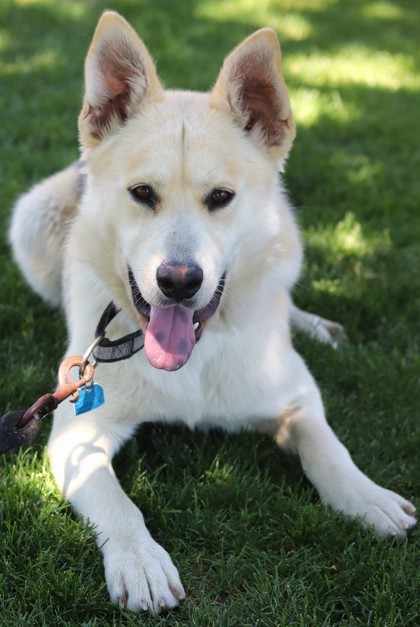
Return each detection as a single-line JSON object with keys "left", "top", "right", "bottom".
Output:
{"left": 0, "top": 411, "right": 40, "bottom": 454}
{"left": 0, "top": 356, "right": 95, "bottom": 454}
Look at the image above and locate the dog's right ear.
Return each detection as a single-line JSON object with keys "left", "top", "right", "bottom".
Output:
{"left": 79, "top": 11, "right": 163, "bottom": 150}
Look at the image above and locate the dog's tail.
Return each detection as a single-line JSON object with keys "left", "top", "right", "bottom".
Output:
{"left": 9, "top": 162, "right": 81, "bottom": 306}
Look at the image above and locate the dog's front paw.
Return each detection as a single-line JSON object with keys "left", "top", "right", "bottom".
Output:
{"left": 327, "top": 477, "right": 417, "bottom": 538}
{"left": 358, "top": 486, "right": 417, "bottom": 538}
{"left": 103, "top": 534, "right": 185, "bottom": 614}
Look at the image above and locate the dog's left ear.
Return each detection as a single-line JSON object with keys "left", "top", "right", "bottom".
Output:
{"left": 210, "top": 29, "right": 295, "bottom": 162}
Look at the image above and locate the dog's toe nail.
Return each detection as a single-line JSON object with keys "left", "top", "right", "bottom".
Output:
{"left": 172, "top": 585, "right": 186, "bottom": 600}
{"left": 118, "top": 591, "right": 128, "bottom": 608}
{"left": 403, "top": 503, "right": 416, "bottom": 515}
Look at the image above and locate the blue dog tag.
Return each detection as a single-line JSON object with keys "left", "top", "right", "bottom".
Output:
{"left": 74, "top": 384, "right": 105, "bottom": 416}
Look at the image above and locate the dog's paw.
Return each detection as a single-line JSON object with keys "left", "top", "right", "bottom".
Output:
{"left": 328, "top": 479, "right": 416, "bottom": 538}
{"left": 103, "top": 534, "right": 185, "bottom": 614}
{"left": 358, "top": 487, "right": 416, "bottom": 538}
{"left": 309, "top": 316, "right": 345, "bottom": 348}
{"left": 290, "top": 305, "right": 345, "bottom": 348}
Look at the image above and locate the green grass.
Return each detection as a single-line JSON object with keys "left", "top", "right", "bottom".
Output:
{"left": 0, "top": 0, "right": 419, "bottom": 624}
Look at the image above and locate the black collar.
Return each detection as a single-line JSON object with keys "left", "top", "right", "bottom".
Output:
{"left": 93, "top": 302, "right": 144, "bottom": 363}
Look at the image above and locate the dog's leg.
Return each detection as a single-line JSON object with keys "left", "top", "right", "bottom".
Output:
{"left": 48, "top": 406, "right": 185, "bottom": 614}
{"left": 257, "top": 353, "right": 416, "bottom": 537}
{"left": 289, "top": 299, "right": 344, "bottom": 347}
{"left": 9, "top": 163, "right": 80, "bottom": 306}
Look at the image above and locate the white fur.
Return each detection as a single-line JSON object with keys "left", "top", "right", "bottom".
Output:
{"left": 9, "top": 163, "right": 80, "bottom": 306}
{"left": 9, "top": 12, "right": 416, "bottom": 615}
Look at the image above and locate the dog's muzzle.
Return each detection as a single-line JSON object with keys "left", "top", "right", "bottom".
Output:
{"left": 128, "top": 267, "right": 225, "bottom": 371}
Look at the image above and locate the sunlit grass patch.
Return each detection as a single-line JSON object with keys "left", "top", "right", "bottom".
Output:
{"left": 288, "top": 47, "right": 420, "bottom": 91}
{"left": 1, "top": 49, "right": 61, "bottom": 75}
{"left": 197, "top": 0, "right": 314, "bottom": 41}
{"left": 292, "top": 86, "right": 358, "bottom": 127}
{"left": 307, "top": 211, "right": 391, "bottom": 259}
{"left": 362, "top": 1, "right": 405, "bottom": 20}
{"left": 13, "top": 0, "right": 87, "bottom": 17}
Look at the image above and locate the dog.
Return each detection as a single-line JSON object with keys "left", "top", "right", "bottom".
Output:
{"left": 9, "top": 11, "right": 416, "bottom": 614}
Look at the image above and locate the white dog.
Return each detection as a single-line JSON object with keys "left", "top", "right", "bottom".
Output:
{"left": 9, "top": 11, "right": 416, "bottom": 614}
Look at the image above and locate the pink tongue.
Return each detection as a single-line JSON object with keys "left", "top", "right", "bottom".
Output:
{"left": 144, "top": 305, "right": 196, "bottom": 371}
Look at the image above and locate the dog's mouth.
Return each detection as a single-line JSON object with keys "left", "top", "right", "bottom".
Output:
{"left": 128, "top": 268, "right": 225, "bottom": 371}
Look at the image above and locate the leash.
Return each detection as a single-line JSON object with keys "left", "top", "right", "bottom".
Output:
{"left": 0, "top": 303, "right": 143, "bottom": 455}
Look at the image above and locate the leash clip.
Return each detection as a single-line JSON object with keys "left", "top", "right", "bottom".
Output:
{"left": 55, "top": 355, "right": 95, "bottom": 404}
{"left": 19, "top": 355, "right": 95, "bottom": 426}
{"left": 79, "top": 336, "right": 104, "bottom": 385}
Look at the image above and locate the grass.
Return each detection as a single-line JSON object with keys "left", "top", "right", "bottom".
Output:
{"left": 0, "top": 0, "right": 419, "bottom": 624}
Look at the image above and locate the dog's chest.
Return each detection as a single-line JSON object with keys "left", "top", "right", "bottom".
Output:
{"left": 101, "top": 323, "right": 292, "bottom": 430}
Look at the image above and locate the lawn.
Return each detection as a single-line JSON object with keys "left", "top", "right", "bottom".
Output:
{"left": 0, "top": 0, "right": 419, "bottom": 625}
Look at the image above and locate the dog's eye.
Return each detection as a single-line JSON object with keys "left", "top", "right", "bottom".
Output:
{"left": 206, "top": 189, "right": 235, "bottom": 211}
{"left": 129, "top": 184, "right": 157, "bottom": 209}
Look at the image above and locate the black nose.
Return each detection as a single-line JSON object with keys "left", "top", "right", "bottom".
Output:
{"left": 156, "top": 261, "right": 203, "bottom": 302}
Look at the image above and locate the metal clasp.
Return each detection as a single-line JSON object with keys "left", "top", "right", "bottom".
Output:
{"left": 54, "top": 355, "right": 95, "bottom": 404}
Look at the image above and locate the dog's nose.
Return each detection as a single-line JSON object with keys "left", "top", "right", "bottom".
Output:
{"left": 156, "top": 261, "right": 203, "bottom": 302}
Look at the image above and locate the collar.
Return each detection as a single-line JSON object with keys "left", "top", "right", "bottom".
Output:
{"left": 93, "top": 302, "right": 144, "bottom": 363}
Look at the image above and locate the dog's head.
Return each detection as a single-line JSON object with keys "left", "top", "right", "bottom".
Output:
{"left": 78, "top": 12, "right": 296, "bottom": 372}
